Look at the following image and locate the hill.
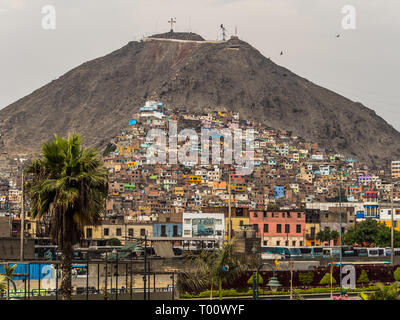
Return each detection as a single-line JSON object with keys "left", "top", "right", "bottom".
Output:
{"left": 0, "top": 32, "right": 399, "bottom": 168}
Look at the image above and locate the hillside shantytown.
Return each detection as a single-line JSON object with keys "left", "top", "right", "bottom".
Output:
{"left": 1, "top": 99, "right": 399, "bottom": 248}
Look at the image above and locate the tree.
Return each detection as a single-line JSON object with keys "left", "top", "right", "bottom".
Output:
{"left": 2, "top": 264, "right": 17, "bottom": 300}
{"left": 330, "top": 230, "right": 340, "bottom": 243}
{"left": 247, "top": 273, "right": 263, "bottom": 286}
{"left": 360, "top": 282, "right": 400, "bottom": 300}
{"left": 357, "top": 269, "right": 370, "bottom": 287}
{"left": 298, "top": 272, "right": 314, "bottom": 286}
{"left": 319, "top": 272, "right": 336, "bottom": 286}
{"left": 394, "top": 268, "right": 400, "bottom": 282}
{"left": 179, "top": 243, "right": 250, "bottom": 299}
{"left": 0, "top": 275, "right": 6, "bottom": 299}
{"left": 343, "top": 219, "right": 400, "bottom": 247}
{"left": 316, "top": 228, "right": 339, "bottom": 244}
{"left": 25, "top": 134, "right": 108, "bottom": 300}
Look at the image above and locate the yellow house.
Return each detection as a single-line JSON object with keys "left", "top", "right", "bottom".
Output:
{"left": 188, "top": 176, "right": 202, "bottom": 184}
{"left": 379, "top": 220, "right": 400, "bottom": 232}
{"left": 224, "top": 216, "right": 250, "bottom": 241}
{"left": 305, "top": 223, "right": 320, "bottom": 246}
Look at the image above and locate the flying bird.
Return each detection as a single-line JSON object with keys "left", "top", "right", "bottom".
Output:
{"left": 280, "top": 51, "right": 283, "bottom": 55}
{"left": 336, "top": 34, "right": 341, "bottom": 38}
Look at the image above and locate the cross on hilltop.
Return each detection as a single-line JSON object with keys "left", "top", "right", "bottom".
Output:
{"left": 168, "top": 17, "right": 176, "bottom": 32}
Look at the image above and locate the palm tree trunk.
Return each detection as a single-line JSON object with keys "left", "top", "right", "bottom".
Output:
{"left": 210, "top": 278, "right": 213, "bottom": 300}
{"left": 60, "top": 243, "right": 73, "bottom": 300}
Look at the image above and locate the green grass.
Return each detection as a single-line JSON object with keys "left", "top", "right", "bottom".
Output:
{"left": 180, "top": 285, "right": 381, "bottom": 299}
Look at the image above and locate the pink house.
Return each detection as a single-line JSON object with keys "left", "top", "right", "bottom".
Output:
{"left": 249, "top": 210, "right": 306, "bottom": 247}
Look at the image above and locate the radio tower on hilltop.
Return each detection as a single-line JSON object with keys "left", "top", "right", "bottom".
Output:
{"left": 220, "top": 24, "right": 226, "bottom": 41}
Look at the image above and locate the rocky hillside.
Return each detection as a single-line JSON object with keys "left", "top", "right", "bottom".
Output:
{"left": 0, "top": 32, "right": 399, "bottom": 168}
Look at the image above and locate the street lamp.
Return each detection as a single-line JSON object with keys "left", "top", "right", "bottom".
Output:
{"left": 253, "top": 262, "right": 281, "bottom": 300}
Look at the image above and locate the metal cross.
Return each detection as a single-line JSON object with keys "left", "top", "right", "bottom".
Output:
{"left": 168, "top": 18, "right": 176, "bottom": 32}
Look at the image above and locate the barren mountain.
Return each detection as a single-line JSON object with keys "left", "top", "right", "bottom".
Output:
{"left": 1, "top": 32, "right": 399, "bottom": 168}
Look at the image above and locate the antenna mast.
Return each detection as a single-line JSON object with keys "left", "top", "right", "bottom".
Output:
{"left": 220, "top": 24, "right": 226, "bottom": 41}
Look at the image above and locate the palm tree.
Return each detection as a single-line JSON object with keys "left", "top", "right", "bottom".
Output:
{"left": 25, "top": 134, "right": 108, "bottom": 300}
{"left": 3, "top": 264, "right": 17, "bottom": 300}
{"left": 360, "top": 282, "right": 400, "bottom": 300}
{"left": 179, "top": 243, "right": 249, "bottom": 299}
{"left": 0, "top": 275, "right": 6, "bottom": 299}
{"left": 212, "top": 243, "right": 248, "bottom": 299}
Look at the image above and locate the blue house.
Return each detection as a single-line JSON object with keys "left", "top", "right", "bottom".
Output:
{"left": 153, "top": 223, "right": 182, "bottom": 237}
{"left": 274, "top": 186, "right": 285, "bottom": 199}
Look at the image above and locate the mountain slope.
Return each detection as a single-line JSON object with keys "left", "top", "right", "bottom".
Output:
{"left": 0, "top": 32, "right": 399, "bottom": 168}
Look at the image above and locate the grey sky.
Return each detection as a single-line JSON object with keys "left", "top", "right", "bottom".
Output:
{"left": 1, "top": 0, "right": 399, "bottom": 130}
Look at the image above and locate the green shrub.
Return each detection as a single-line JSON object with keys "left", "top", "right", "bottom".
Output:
{"left": 298, "top": 272, "right": 314, "bottom": 286}
{"left": 179, "top": 285, "right": 381, "bottom": 299}
{"left": 247, "top": 273, "right": 263, "bottom": 285}
{"left": 319, "top": 273, "right": 336, "bottom": 285}
{"left": 394, "top": 268, "right": 400, "bottom": 281}
{"left": 357, "top": 269, "right": 370, "bottom": 286}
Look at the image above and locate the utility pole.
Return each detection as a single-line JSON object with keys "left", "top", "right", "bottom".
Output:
{"left": 289, "top": 259, "right": 293, "bottom": 300}
{"left": 338, "top": 166, "right": 343, "bottom": 295}
{"left": 391, "top": 177, "right": 394, "bottom": 265}
{"left": 143, "top": 233, "right": 147, "bottom": 300}
{"left": 228, "top": 169, "right": 232, "bottom": 244}
{"left": 20, "top": 171, "right": 25, "bottom": 261}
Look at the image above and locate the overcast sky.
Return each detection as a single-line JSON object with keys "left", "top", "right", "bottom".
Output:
{"left": 1, "top": 0, "right": 400, "bottom": 130}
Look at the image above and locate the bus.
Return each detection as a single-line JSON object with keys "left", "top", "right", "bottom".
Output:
{"left": 311, "top": 246, "right": 324, "bottom": 258}
{"left": 261, "top": 246, "right": 301, "bottom": 259}
{"left": 34, "top": 245, "right": 58, "bottom": 260}
{"left": 354, "top": 248, "right": 368, "bottom": 257}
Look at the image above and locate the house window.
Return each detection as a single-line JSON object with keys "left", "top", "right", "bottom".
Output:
{"left": 282, "top": 212, "right": 286, "bottom": 218}
{"left": 297, "top": 212, "right": 302, "bottom": 218}
{"left": 166, "top": 217, "right": 170, "bottom": 223}
{"left": 276, "top": 224, "right": 282, "bottom": 233}
{"left": 215, "top": 219, "right": 222, "bottom": 225}
{"left": 104, "top": 228, "right": 109, "bottom": 236}
{"left": 253, "top": 224, "right": 259, "bottom": 232}
{"left": 263, "top": 224, "right": 269, "bottom": 233}
{"left": 116, "top": 228, "right": 122, "bottom": 236}
{"left": 184, "top": 230, "right": 190, "bottom": 236}
{"left": 296, "top": 225, "right": 301, "bottom": 233}
{"left": 86, "top": 228, "right": 92, "bottom": 239}
{"left": 263, "top": 212, "right": 267, "bottom": 218}
{"left": 140, "top": 228, "right": 146, "bottom": 236}
{"left": 263, "top": 240, "right": 268, "bottom": 246}
{"left": 285, "top": 240, "right": 289, "bottom": 246}
{"left": 239, "top": 220, "right": 243, "bottom": 226}
{"left": 285, "top": 224, "right": 290, "bottom": 233}
{"left": 128, "top": 228, "right": 133, "bottom": 237}
{"left": 173, "top": 225, "right": 178, "bottom": 237}
{"left": 253, "top": 212, "right": 258, "bottom": 217}
{"left": 184, "top": 219, "right": 191, "bottom": 224}
{"left": 299, "top": 241, "right": 303, "bottom": 246}
{"left": 161, "top": 225, "right": 167, "bottom": 237}
{"left": 287, "top": 212, "right": 291, "bottom": 218}
{"left": 276, "top": 240, "right": 280, "bottom": 246}
{"left": 292, "top": 241, "right": 296, "bottom": 246}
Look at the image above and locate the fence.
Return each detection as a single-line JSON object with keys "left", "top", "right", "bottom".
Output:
{"left": 0, "top": 258, "right": 178, "bottom": 300}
